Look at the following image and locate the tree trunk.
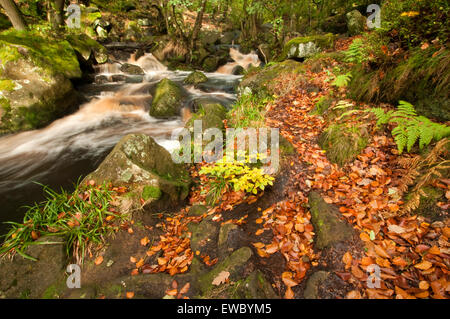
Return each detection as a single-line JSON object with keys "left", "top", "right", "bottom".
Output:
{"left": 0, "top": 0, "right": 27, "bottom": 30}
{"left": 189, "top": 0, "right": 207, "bottom": 54}
{"left": 48, "top": 0, "right": 66, "bottom": 28}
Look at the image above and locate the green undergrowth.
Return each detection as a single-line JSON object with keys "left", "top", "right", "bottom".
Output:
{"left": 228, "top": 92, "right": 272, "bottom": 129}
{"left": 0, "top": 183, "right": 125, "bottom": 263}
{"left": 319, "top": 122, "right": 369, "bottom": 166}
{"left": 348, "top": 45, "right": 450, "bottom": 121}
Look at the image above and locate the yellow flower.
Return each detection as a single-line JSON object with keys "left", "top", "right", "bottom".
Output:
{"left": 401, "top": 11, "right": 420, "bottom": 17}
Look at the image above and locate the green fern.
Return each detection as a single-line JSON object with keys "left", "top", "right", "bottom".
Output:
{"left": 332, "top": 72, "right": 352, "bottom": 88}
{"left": 369, "top": 101, "right": 450, "bottom": 154}
{"left": 344, "top": 39, "right": 366, "bottom": 64}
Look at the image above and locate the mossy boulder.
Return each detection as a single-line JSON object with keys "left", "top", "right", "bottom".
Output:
{"left": 150, "top": 78, "right": 184, "bottom": 118}
{"left": 82, "top": 134, "right": 191, "bottom": 202}
{"left": 66, "top": 33, "right": 108, "bottom": 64}
{"left": 202, "top": 56, "right": 220, "bottom": 72}
{"left": 184, "top": 71, "right": 208, "bottom": 86}
{"left": 239, "top": 59, "right": 306, "bottom": 96}
{"left": 346, "top": 10, "right": 366, "bottom": 36}
{"left": 203, "top": 270, "right": 278, "bottom": 299}
{"left": 318, "top": 123, "right": 369, "bottom": 166}
{"left": 0, "top": 30, "right": 81, "bottom": 133}
{"left": 186, "top": 100, "right": 227, "bottom": 131}
{"left": 188, "top": 217, "right": 219, "bottom": 256}
{"left": 308, "top": 192, "right": 353, "bottom": 249}
{"left": 282, "top": 34, "right": 335, "bottom": 60}
{"left": 0, "top": 236, "right": 67, "bottom": 298}
{"left": 197, "top": 247, "right": 253, "bottom": 294}
{"left": 120, "top": 63, "right": 145, "bottom": 75}
{"left": 188, "top": 204, "right": 208, "bottom": 217}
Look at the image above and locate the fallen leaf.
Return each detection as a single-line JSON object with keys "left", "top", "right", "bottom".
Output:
{"left": 126, "top": 292, "right": 134, "bottom": 299}
{"left": 212, "top": 271, "right": 230, "bottom": 286}
{"left": 94, "top": 256, "right": 104, "bottom": 265}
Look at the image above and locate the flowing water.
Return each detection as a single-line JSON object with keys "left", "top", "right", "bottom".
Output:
{"left": 0, "top": 49, "right": 256, "bottom": 234}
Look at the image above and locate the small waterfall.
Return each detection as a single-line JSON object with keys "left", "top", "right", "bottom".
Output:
{"left": 217, "top": 47, "right": 261, "bottom": 74}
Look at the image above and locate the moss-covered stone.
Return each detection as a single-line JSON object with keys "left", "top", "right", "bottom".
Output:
{"left": 184, "top": 71, "right": 208, "bottom": 85}
{"left": 239, "top": 59, "right": 306, "bottom": 96}
{"left": 66, "top": 33, "right": 108, "bottom": 64}
{"left": 0, "top": 236, "right": 67, "bottom": 298}
{"left": 282, "top": 34, "right": 335, "bottom": 60}
{"left": 188, "top": 205, "right": 208, "bottom": 217}
{"left": 304, "top": 271, "right": 330, "bottom": 299}
{"left": 197, "top": 247, "right": 253, "bottom": 294}
{"left": 83, "top": 134, "right": 191, "bottom": 202}
{"left": 150, "top": 78, "right": 184, "bottom": 118}
{"left": 120, "top": 63, "right": 145, "bottom": 75}
{"left": 202, "top": 56, "right": 219, "bottom": 72}
{"left": 188, "top": 218, "right": 219, "bottom": 255}
{"left": 308, "top": 192, "right": 353, "bottom": 249}
{"left": 186, "top": 101, "right": 227, "bottom": 131}
{"left": 318, "top": 123, "right": 369, "bottom": 166}
{"left": 346, "top": 10, "right": 366, "bottom": 36}
{"left": 142, "top": 185, "right": 162, "bottom": 201}
{"left": 229, "top": 270, "right": 278, "bottom": 299}
{"left": 0, "top": 30, "right": 82, "bottom": 133}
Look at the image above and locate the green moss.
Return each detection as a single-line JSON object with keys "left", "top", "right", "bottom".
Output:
{"left": 66, "top": 33, "right": 107, "bottom": 64}
{"left": 142, "top": 186, "right": 162, "bottom": 201}
{"left": 0, "top": 30, "right": 81, "bottom": 79}
{"left": 198, "top": 247, "right": 252, "bottom": 294}
{"left": 0, "top": 79, "right": 15, "bottom": 92}
{"left": 184, "top": 71, "right": 208, "bottom": 85}
{"left": 312, "top": 95, "right": 333, "bottom": 115}
{"left": 348, "top": 48, "right": 450, "bottom": 121}
{"left": 281, "top": 34, "right": 335, "bottom": 60}
{"left": 308, "top": 192, "right": 353, "bottom": 249}
{"left": 150, "top": 78, "right": 183, "bottom": 118}
{"left": 318, "top": 123, "right": 369, "bottom": 166}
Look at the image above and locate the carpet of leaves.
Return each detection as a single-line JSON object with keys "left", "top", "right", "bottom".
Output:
{"left": 263, "top": 64, "right": 449, "bottom": 299}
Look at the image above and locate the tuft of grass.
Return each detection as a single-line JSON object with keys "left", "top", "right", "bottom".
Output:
{"left": 228, "top": 93, "right": 272, "bottom": 128}
{"left": 0, "top": 182, "right": 124, "bottom": 264}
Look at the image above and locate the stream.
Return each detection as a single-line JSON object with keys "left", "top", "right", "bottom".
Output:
{"left": 0, "top": 50, "right": 259, "bottom": 234}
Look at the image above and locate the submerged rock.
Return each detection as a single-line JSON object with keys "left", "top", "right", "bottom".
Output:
{"left": 83, "top": 134, "right": 190, "bottom": 202}
{"left": 184, "top": 71, "right": 208, "bottom": 86}
{"left": 150, "top": 78, "right": 184, "bottom": 118}
{"left": 120, "top": 63, "right": 145, "bottom": 75}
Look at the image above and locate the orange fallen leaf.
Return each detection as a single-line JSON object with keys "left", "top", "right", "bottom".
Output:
{"left": 284, "top": 287, "right": 294, "bottom": 299}
{"left": 126, "top": 292, "right": 134, "bottom": 299}
{"left": 140, "top": 236, "right": 150, "bottom": 246}
{"left": 94, "top": 256, "right": 104, "bottom": 266}
{"left": 414, "top": 260, "right": 432, "bottom": 270}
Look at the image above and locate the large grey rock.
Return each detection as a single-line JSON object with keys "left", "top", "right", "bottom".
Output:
{"left": 82, "top": 134, "right": 190, "bottom": 201}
